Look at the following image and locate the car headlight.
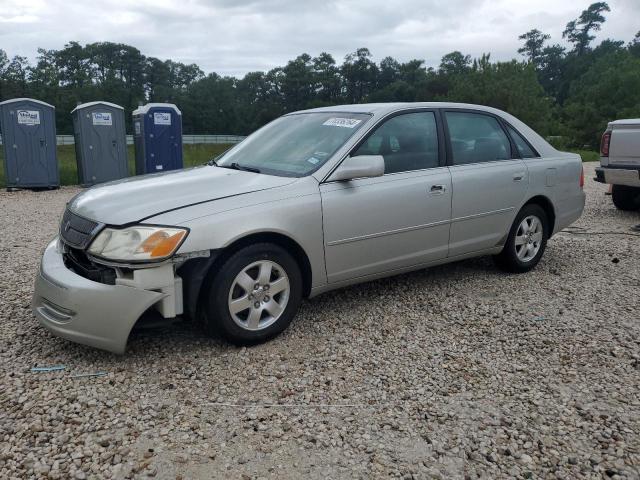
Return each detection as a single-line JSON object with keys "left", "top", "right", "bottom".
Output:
{"left": 87, "top": 225, "right": 188, "bottom": 262}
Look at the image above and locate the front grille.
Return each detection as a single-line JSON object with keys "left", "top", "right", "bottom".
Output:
{"left": 60, "top": 209, "right": 101, "bottom": 249}
{"left": 63, "top": 246, "right": 116, "bottom": 285}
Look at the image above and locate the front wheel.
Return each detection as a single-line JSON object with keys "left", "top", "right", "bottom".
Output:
{"left": 494, "top": 204, "right": 549, "bottom": 273}
{"left": 201, "top": 243, "right": 303, "bottom": 345}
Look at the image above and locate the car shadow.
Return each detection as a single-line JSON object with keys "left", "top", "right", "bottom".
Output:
{"left": 123, "top": 254, "right": 506, "bottom": 354}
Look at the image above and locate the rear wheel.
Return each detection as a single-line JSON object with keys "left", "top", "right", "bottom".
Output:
{"left": 201, "top": 243, "right": 302, "bottom": 344}
{"left": 494, "top": 204, "right": 548, "bottom": 273}
{"left": 611, "top": 185, "right": 640, "bottom": 211}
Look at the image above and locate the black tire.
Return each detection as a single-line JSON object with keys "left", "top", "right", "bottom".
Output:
{"left": 200, "top": 243, "right": 302, "bottom": 345}
{"left": 611, "top": 185, "right": 640, "bottom": 211}
{"left": 494, "top": 204, "right": 549, "bottom": 273}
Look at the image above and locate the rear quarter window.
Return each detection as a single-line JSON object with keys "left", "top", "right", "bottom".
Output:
{"left": 506, "top": 124, "right": 538, "bottom": 158}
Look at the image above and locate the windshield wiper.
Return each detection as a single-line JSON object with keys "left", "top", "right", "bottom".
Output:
{"left": 225, "top": 162, "right": 261, "bottom": 173}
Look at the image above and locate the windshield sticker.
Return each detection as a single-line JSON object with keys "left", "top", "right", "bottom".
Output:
{"left": 307, "top": 157, "right": 320, "bottom": 165}
{"left": 322, "top": 117, "right": 362, "bottom": 128}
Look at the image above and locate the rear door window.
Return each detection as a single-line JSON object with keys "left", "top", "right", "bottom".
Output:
{"left": 445, "top": 111, "right": 512, "bottom": 165}
{"left": 353, "top": 111, "right": 439, "bottom": 174}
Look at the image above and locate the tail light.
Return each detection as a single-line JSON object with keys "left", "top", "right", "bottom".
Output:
{"left": 600, "top": 130, "right": 611, "bottom": 157}
{"left": 580, "top": 165, "right": 584, "bottom": 188}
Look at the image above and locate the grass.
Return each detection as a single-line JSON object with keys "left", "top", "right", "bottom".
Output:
{"left": 0, "top": 143, "right": 234, "bottom": 188}
{"left": 568, "top": 149, "right": 599, "bottom": 162}
{"left": 0, "top": 143, "right": 600, "bottom": 188}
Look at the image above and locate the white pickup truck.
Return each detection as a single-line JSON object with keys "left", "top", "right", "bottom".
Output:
{"left": 595, "top": 119, "right": 640, "bottom": 210}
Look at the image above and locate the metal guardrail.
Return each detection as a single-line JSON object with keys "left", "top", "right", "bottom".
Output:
{"left": 0, "top": 134, "right": 245, "bottom": 146}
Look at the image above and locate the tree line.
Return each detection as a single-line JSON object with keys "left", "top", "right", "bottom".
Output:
{"left": 1, "top": 2, "right": 638, "bottom": 148}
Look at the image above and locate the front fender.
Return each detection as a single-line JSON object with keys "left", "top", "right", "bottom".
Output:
{"left": 146, "top": 181, "right": 326, "bottom": 290}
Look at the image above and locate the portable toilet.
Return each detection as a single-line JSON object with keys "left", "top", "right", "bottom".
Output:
{"left": 132, "top": 103, "right": 183, "bottom": 174}
{"left": 72, "top": 101, "right": 128, "bottom": 186}
{"left": 0, "top": 98, "right": 59, "bottom": 189}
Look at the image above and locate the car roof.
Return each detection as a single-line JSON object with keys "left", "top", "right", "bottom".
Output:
{"left": 290, "top": 102, "right": 559, "bottom": 158}
{"left": 290, "top": 102, "right": 508, "bottom": 116}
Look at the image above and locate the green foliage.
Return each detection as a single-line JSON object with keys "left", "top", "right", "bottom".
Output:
{"left": 570, "top": 149, "right": 600, "bottom": 162}
{"left": 518, "top": 29, "right": 551, "bottom": 64}
{"left": 439, "top": 51, "right": 471, "bottom": 76}
{"left": 563, "top": 2, "right": 610, "bottom": 55}
{"left": 0, "top": 2, "right": 637, "bottom": 151}
{"left": 563, "top": 49, "right": 640, "bottom": 147}
{"left": 441, "top": 58, "right": 552, "bottom": 135}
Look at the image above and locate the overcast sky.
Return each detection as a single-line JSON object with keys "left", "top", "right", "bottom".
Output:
{"left": 1, "top": 0, "right": 638, "bottom": 77}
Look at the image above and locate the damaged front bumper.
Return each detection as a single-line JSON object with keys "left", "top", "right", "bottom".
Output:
{"left": 32, "top": 238, "right": 177, "bottom": 354}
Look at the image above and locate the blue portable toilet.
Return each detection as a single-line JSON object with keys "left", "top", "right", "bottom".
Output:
{"left": 0, "top": 98, "right": 59, "bottom": 189}
{"left": 132, "top": 103, "right": 183, "bottom": 174}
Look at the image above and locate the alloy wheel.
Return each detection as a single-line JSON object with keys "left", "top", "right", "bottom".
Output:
{"left": 514, "top": 215, "right": 543, "bottom": 262}
{"left": 227, "top": 260, "right": 290, "bottom": 331}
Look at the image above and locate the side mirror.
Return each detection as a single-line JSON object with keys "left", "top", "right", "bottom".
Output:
{"left": 327, "top": 155, "right": 385, "bottom": 182}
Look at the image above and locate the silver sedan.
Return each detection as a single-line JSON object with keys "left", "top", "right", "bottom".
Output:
{"left": 33, "top": 102, "right": 585, "bottom": 353}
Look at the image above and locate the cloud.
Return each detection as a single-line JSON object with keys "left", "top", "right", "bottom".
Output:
{"left": 0, "top": 0, "right": 637, "bottom": 77}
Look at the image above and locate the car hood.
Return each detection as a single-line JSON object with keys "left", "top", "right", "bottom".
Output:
{"left": 68, "top": 166, "right": 297, "bottom": 225}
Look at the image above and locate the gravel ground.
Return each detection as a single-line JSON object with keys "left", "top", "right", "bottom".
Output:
{"left": 0, "top": 162, "right": 639, "bottom": 479}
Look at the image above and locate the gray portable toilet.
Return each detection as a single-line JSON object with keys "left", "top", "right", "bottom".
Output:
{"left": 0, "top": 98, "right": 59, "bottom": 189}
{"left": 132, "top": 103, "right": 183, "bottom": 175}
{"left": 72, "top": 101, "right": 128, "bottom": 186}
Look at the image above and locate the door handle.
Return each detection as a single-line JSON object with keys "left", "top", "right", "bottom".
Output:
{"left": 513, "top": 172, "right": 525, "bottom": 181}
{"left": 430, "top": 184, "right": 446, "bottom": 195}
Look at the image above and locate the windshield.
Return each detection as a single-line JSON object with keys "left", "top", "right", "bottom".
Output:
{"left": 217, "top": 112, "right": 371, "bottom": 176}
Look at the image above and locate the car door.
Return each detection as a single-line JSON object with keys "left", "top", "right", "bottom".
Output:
{"left": 444, "top": 110, "right": 529, "bottom": 257}
{"left": 320, "top": 110, "right": 452, "bottom": 284}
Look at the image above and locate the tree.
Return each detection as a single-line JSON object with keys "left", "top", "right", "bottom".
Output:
{"left": 563, "top": 49, "right": 640, "bottom": 147}
{"left": 28, "top": 48, "right": 64, "bottom": 127}
{"left": 537, "top": 44, "right": 566, "bottom": 100}
{"left": 563, "top": 2, "right": 610, "bottom": 54}
{"left": 54, "top": 41, "right": 93, "bottom": 90}
{"left": 0, "top": 49, "right": 10, "bottom": 100}
{"left": 281, "top": 53, "right": 315, "bottom": 111}
{"left": 442, "top": 59, "right": 552, "bottom": 134}
{"left": 399, "top": 59, "right": 427, "bottom": 86}
{"left": 312, "top": 52, "right": 340, "bottom": 103}
{"left": 2, "top": 55, "right": 31, "bottom": 98}
{"left": 518, "top": 29, "right": 551, "bottom": 65}
{"left": 629, "top": 31, "right": 640, "bottom": 58}
{"left": 182, "top": 73, "right": 237, "bottom": 134}
{"left": 341, "top": 48, "right": 378, "bottom": 103}
{"left": 144, "top": 57, "right": 171, "bottom": 101}
{"left": 235, "top": 71, "right": 283, "bottom": 132}
{"left": 0, "top": 50, "right": 8, "bottom": 79}
{"left": 377, "top": 56, "right": 400, "bottom": 89}
{"left": 439, "top": 51, "right": 471, "bottom": 76}
{"left": 1, "top": 20, "right": 639, "bottom": 144}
